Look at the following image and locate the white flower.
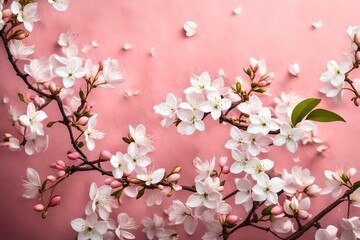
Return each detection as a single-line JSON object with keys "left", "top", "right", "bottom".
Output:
{"left": 48, "top": 0, "right": 69, "bottom": 12}
{"left": 22, "top": 168, "right": 41, "bottom": 199}
{"left": 84, "top": 114, "right": 105, "bottom": 151}
{"left": 320, "top": 81, "right": 344, "bottom": 102}
{"left": 320, "top": 60, "right": 352, "bottom": 87}
{"left": 230, "top": 149, "right": 253, "bottom": 174}
{"left": 193, "top": 157, "right": 215, "bottom": 181}
{"left": 199, "top": 91, "right": 231, "bottom": 120}
{"left": 85, "top": 183, "right": 117, "bottom": 220}
{"left": 237, "top": 95, "right": 263, "bottom": 115}
{"left": 137, "top": 168, "right": 165, "bottom": 186}
{"left": 97, "top": 58, "right": 124, "bottom": 88}
{"left": 176, "top": 109, "right": 205, "bottom": 135}
{"left": 24, "top": 134, "right": 49, "bottom": 155}
{"left": 315, "top": 225, "right": 339, "bottom": 240}
{"left": 19, "top": 102, "right": 47, "bottom": 139}
{"left": 225, "top": 126, "right": 250, "bottom": 150}
{"left": 156, "top": 228, "right": 178, "bottom": 240}
{"left": 129, "top": 124, "right": 154, "bottom": 151}
{"left": 155, "top": 93, "right": 178, "bottom": 117}
{"left": 247, "top": 133, "right": 272, "bottom": 156}
{"left": 350, "top": 188, "right": 360, "bottom": 208}
{"left": 270, "top": 215, "right": 294, "bottom": 234}
{"left": 183, "top": 72, "right": 216, "bottom": 94}
{"left": 124, "top": 142, "right": 151, "bottom": 171}
{"left": 142, "top": 214, "right": 164, "bottom": 240}
{"left": 186, "top": 177, "right": 222, "bottom": 209}
{"left": 346, "top": 25, "right": 360, "bottom": 51}
{"left": 8, "top": 137, "right": 20, "bottom": 151}
{"left": 283, "top": 195, "right": 311, "bottom": 218}
{"left": 245, "top": 158, "right": 274, "bottom": 181}
{"left": 178, "top": 92, "right": 205, "bottom": 110}
{"left": 168, "top": 200, "right": 198, "bottom": 235}
{"left": 252, "top": 174, "right": 284, "bottom": 205}
{"left": 282, "top": 166, "right": 315, "bottom": 195}
{"left": 110, "top": 152, "right": 135, "bottom": 179}
{"left": 115, "top": 213, "right": 139, "bottom": 240}
{"left": 235, "top": 178, "right": 253, "bottom": 212}
{"left": 273, "top": 123, "right": 304, "bottom": 153}
{"left": 183, "top": 21, "right": 197, "bottom": 37}
{"left": 202, "top": 220, "right": 223, "bottom": 240}
{"left": 288, "top": 63, "right": 300, "bottom": 77}
{"left": 250, "top": 57, "right": 267, "bottom": 76}
{"left": 24, "top": 58, "right": 52, "bottom": 83}
{"left": 55, "top": 58, "right": 86, "bottom": 88}
{"left": 9, "top": 40, "right": 35, "bottom": 60}
{"left": 340, "top": 217, "right": 360, "bottom": 240}
{"left": 321, "top": 168, "right": 357, "bottom": 198}
{"left": 274, "top": 91, "right": 302, "bottom": 119}
{"left": 71, "top": 213, "right": 108, "bottom": 240}
{"left": 11, "top": 2, "right": 40, "bottom": 32}
{"left": 247, "top": 107, "right": 279, "bottom": 135}
{"left": 57, "top": 31, "right": 77, "bottom": 48}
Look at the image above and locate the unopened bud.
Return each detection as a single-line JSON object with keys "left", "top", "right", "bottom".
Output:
{"left": 4, "top": 133, "right": 13, "bottom": 138}
{"left": 226, "top": 215, "right": 239, "bottom": 224}
{"left": 49, "top": 196, "right": 61, "bottom": 207}
{"left": 167, "top": 173, "right": 180, "bottom": 182}
{"left": 11, "top": 30, "right": 28, "bottom": 40}
{"left": 110, "top": 180, "right": 122, "bottom": 188}
{"left": 298, "top": 210, "right": 309, "bottom": 220}
{"left": 172, "top": 166, "right": 181, "bottom": 173}
{"left": 58, "top": 170, "right": 66, "bottom": 177}
{"left": 271, "top": 205, "right": 284, "bottom": 215}
{"left": 67, "top": 152, "right": 79, "bottom": 161}
{"left": 49, "top": 82, "right": 57, "bottom": 94}
{"left": 258, "top": 81, "right": 267, "bottom": 87}
{"left": 47, "top": 175, "right": 57, "bottom": 182}
{"left": 222, "top": 165, "right": 230, "bottom": 174}
{"left": 77, "top": 116, "right": 89, "bottom": 126}
{"left": 304, "top": 184, "right": 321, "bottom": 197}
{"left": 49, "top": 163, "right": 57, "bottom": 169}
{"left": 56, "top": 160, "right": 66, "bottom": 170}
{"left": 217, "top": 186, "right": 224, "bottom": 192}
{"left": 2, "top": 9, "right": 12, "bottom": 19}
{"left": 167, "top": 190, "right": 173, "bottom": 197}
{"left": 34, "top": 204, "right": 45, "bottom": 212}
{"left": 0, "top": 142, "right": 9, "bottom": 147}
{"left": 356, "top": 51, "right": 360, "bottom": 61}
{"left": 158, "top": 185, "right": 165, "bottom": 191}
{"left": 41, "top": 210, "right": 48, "bottom": 219}
{"left": 99, "top": 150, "right": 112, "bottom": 161}
{"left": 104, "top": 177, "right": 114, "bottom": 185}
{"left": 219, "top": 156, "right": 227, "bottom": 168}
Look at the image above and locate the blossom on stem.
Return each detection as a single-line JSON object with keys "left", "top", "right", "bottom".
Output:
{"left": 9, "top": 40, "right": 35, "bottom": 60}
{"left": 11, "top": 2, "right": 40, "bottom": 32}
{"left": 124, "top": 142, "right": 151, "bottom": 171}
{"left": 237, "top": 94, "right": 263, "bottom": 115}
{"left": 193, "top": 157, "right": 215, "bottom": 181}
{"left": 321, "top": 168, "right": 357, "bottom": 197}
{"left": 84, "top": 114, "right": 105, "bottom": 151}
{"left": 247, "top": 107, "right": 279, "bottom": 135}
{"left": 282, "top": 166, "right": 315, "bottom": 196}
{"left": 252, "top": 174, "right": 284, "bottom": 205}
{"left": 142, "top": 214, "right": 164, "bottom": 240}
{"left": 273, "top": 123, "right": 304, "bottom": 153}
{"left": 234, "top": 178, "right": 253, "bottom": 212}
{"left": 245, "top": 158, "right": 274, "bottom": 181}
{"left": 225, "top": 126, "right": 250, "bottom": 150}
{"left": 183, "top": 72, "right": 216, "bottom": 94}
{"left": 199, "top": 91, "right": 231, "bottom": 120}
{"left": 136, "top": 168, "right": 165, "bottom": 186}
{"left": 71, "top": 213, "right": 108, "bottom": 240}
{"left": 154, "top": 93, "right": 178, "bottom": 127}
{"left": 85, "top": 183, "right": 117, "bottom": 220}
{"left": 18, "top": 102, "right": 47, "bottom": 139}
{"left": 340, "top": 217, "right": 360, "bottom": 240}
{"left": 129, "top": 124, "right": 154, "bottom": 151}
{"left": 315, "top": 225, "right": 339, "bottom": 240}
{"left": 110, "top": 152, "right": 134, "bottom": 179}
{"left": 186, "top": 177, "right": 222, "bottom": 209}
{"left": 55, "top": 57, "right": 86, "bottom": 88}
{"left": 115, "top": 213, "right": 139, "bottom": 240}
{"left": 24, "top": 58, "right": 52, "bottom": 83}
{"left": 22, "top": 167, "right": 41, "bottom": 199}
{"left": 96, "top": 58, "right": 124, "bottom": 88}
{"left": 176, "top": 109, "right": 205, "bottom": 135}
{"left": 168, "top": 200, "right": 198, "bottom": 235}
{"left": 24, "top": 134, "right": 49, "bottom": 155}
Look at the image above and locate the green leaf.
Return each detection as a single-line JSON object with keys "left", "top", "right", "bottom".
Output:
{"left": 353, "top": 181, "right": 360, "bottom": 190}
{"left": 111, "top": 189, "right": 122, "bottom": 198}
{"left": 79, "top": 89, "right": 85, "bottom": 101}
{"left": 261, "top": 205, "right": 275, "bottom": 216}
{"left": 18, "top": 93, "right": 26, "bottom": 103}
{"left": 77, "top": 141, "right": 84, "bottom": 148}
{"left": 291, "top": 98, "right": 321, "bottom": 126}
{"left": 306, "top": 109, "right": 346, "bottom": 123}
{"left": 136, "top": 188, "right": 145, "bottom": 199}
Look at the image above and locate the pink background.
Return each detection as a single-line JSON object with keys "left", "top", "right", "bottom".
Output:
{"left": 1, "top": 1, "right": 360, "bottom": 239}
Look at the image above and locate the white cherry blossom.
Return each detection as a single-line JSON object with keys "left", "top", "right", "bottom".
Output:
{"left": 283, "top": 195, "right": 311, "bottom": 219}
{"left": 321, "top": 168, "right": 357, "bottom": 198}
{"left": 247, "top": 133, "right": 272, "bottom": 156}
{"left": 124, "top": 142, "right": 151, "bottom": 171}
{"left": 193, "top": 157, "right": 215, "bottom": 181}
{"left": 320, "top": 60, "right": 352, "bottom": 87}
{"left": 19, "top": 102, "right": 47, "bottom": 138}
{"left": 235, "top": 178, "right": 254, "bottom": 212}
{"left": 85, "top": 183, "right": 117, "bottom": 220}
{"left": 273, "top": 123, "right": 304, "bottom": 153}
{"left": 137, "top": 168, "right": 165, "bottom": 186}
{"left": 84, "top": 114, "right": 105, "bottom": 151}
{"left": 24, "top": 134, "right": 48, "bottom": 155}
{"left": 320, "top": 82, "right": 344, "bottom": 103}
{"left": 245, "top": 158, "right": 274, "bottom": 181}
{"left": 22, "top": 167, "right": 41, "bottom": 199}
{"left": 11, "top": 2, "right": 40, "bottom": 32}
{"left": 252, "top": 174, "right": 284, "bottom": 205}
{"left": 176, "top": 109, "right": 204, "bottom": 135}
{"left": 225, "top": 126, "right": 250, "bottom": 150}
{"left": 247, "top": 107, "right": 279, "bottom": 135}
{"left": 270, "top": 215, "right": 294, "bottom": 234}
{"left": 48, "top": 0, "right": 69, "bottom": 12}
{"left": 282, "top": 166, "right": 315, "bottom": 195}
{"left": 55, "top": 57, "right": 86, "bottom": 88}
{"left": 230, "top": 149, "right": 254, "bottom": 174}
{"left": 183, "top": 72, "right": 216, "bottom": 94}
{"left": 199, "top": 91, "right": 231, "bottom": 120}
{"left": 110, "top": 152, "right": 134, "bottom": 179}
{"left": 250, "top": 57, "right": 267, "bottom": 76}
{"left": 115, "top": 213, "right": 139, "bottom": 240}
{"left": 142, "top": 214, "right": 164, "bottom": 240}
{"left": 168, "top": 200, "right": 198, "bottom": 235}
{"left": 71, "top": 213, "right": 108, "bottom": 240}
{"left": 186, "top": 177, "right": 222, "bottom": 209}
{"left": 9, "top": 40, "right": 35, "bottom": 60}
{"left": 237, "top": 95, "right": 263, "bottom": 115}
{"left": 24, "top": 58, "right": 52, "bottom": 83}
{"left": 315, "top": 225, "right": 339, "bottom": 240}
{"left": 129, "top": 124, "right": 154, "bottom": 151}
{"left": 340, "top": 217, "right": 360, "bottom": 240}
{"left": 178, "top": 92, "right": 204, "bottom": 110}
{"left": 97, "top": 58, "right": 124, "bottom": 88}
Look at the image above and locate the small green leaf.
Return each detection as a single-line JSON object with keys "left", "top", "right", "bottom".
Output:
{"left": 291, "top": 98, "right": 321, "bottom": 126}
{"left": 40, "top": 180, "right": 48, "bottom": 192}
{"left": 18, "top": 93, "right": 26, "bottom": 103}
{"left": 136, "top": 188, "right": 145, "bottom": 199}
{"left": 111, "top": 189, "right": 122, "bottom": 198}
{"left": 79, "top": 89, "right": 85, "bottom": 101}
{"left": 261, "top": 205, "right": 275, "bottom": 216}
{"left": 47, "top": 121, "right": 56, "bottom": 128}
{"left": 235, "top": 82, "right": 242, "bottom": 93}
{"left": 353, "top": 181, "right": 360, "bottom": 190}
{"left": 306, "top": 109, "right": 346, "bottom": 123}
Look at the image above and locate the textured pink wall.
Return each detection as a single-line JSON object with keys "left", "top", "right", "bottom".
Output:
{"left": 1, "top": 1, "right": 360, "bottom": 239}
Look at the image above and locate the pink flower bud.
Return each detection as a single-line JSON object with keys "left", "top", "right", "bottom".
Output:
{"left": 55, "top": 160, "right": 66, "bottom": 170}
{"left": 258, "top": 81, "right": 267, "bottom": 87}
{"left": 58, "top": 170, "right": 66, "bottom": 177}
{"left": 298, "top": 210, "right": 309, "bottom": 220}
{"left": 49, "top": 163, "right": 57, "bottom": 169}
{"left": 77, "top": 116, "right": 89, "bottom": 126}
{"left": 49, "top": 196, "right": 61, "bottom": 207}
{"left": 4, "top": 133, "right": 13, "bottom": 138}
{"left": 43, "top": 82, "right": 50, "bottom": 89}
{"left": 2, "top": 9, "right": 12, "bottom": 19}
{"left": 0, "top": 142, "right": 9, "bottom": 147}
{"left": 110, "top": 181, "right": 122, "bottom": 188}
{"left": 47, "top": 175, "right": 57, "bottom": 182}
{"left": 49, "top": 82, "right": 57, "bottom": 93}
{"left": 304, "top": 184, "right": 321, "bottom": 197}
{"left": 99, "top": 150, "right": 112, "bottom": 161}
{"left": 219, "top": 156, "right": 228, "bottom": 168}
{"left": 158, "top": 185, "right": 165, "bottom": 191}
{"left": 67, "top": 153, "right": 78, "bottom": 161}
{"left": 167, "top": 173, "right": 181, "bottom": 182}
{"left": 104, "top": 177, "right": 114, "bottom": 185}
{"left": 271, "top": 205, "right": 284, "bottom": 215}
{"left": 123, "top": 172, "right": 131, "bottom": 177}
{"left": 34, "top": 204, "right": 45, "bottom": 212}
{"left": 226, "top": 215, "right": 239, "bottom": 224}
{"left": 217, "top": 186, "right": 224, "bottom": 192}
{"left": 222, "top": 165, "right": 230, "bottom": 174}
{"left": 356, "top": 51, "right": 360, "bottom": 61}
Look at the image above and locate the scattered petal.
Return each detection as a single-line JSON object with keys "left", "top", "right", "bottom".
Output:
{"left": 2, "top": 96, "right": 9, "bottom": 104}
{"left": 312, "top": 20, "right": 323, "bottom": 29}
{"left": 122, "top": 42, "right": 132, "bottom": 50}
{"left": 316, "top": 144, "right": 328, "bottom": 153}
{"left": 183, "top": 21, "right": 198, "bottom": 37}
{"left": 288, "top": 63, "right": 300, "bottom": 77}
{"left": 218, "top": 68, "right": 225, "bottom": 76}
{"left": 233, "top": 6, "right": 242, "bottom": 15}
{"left": 150, "top": 47, "right": 156, "bottom": 57}
{"left": 91, "top": 40, "right": 99, "bottom": 48}
{"left": 293, "top": 156, "right": 301, "bottom": 163}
